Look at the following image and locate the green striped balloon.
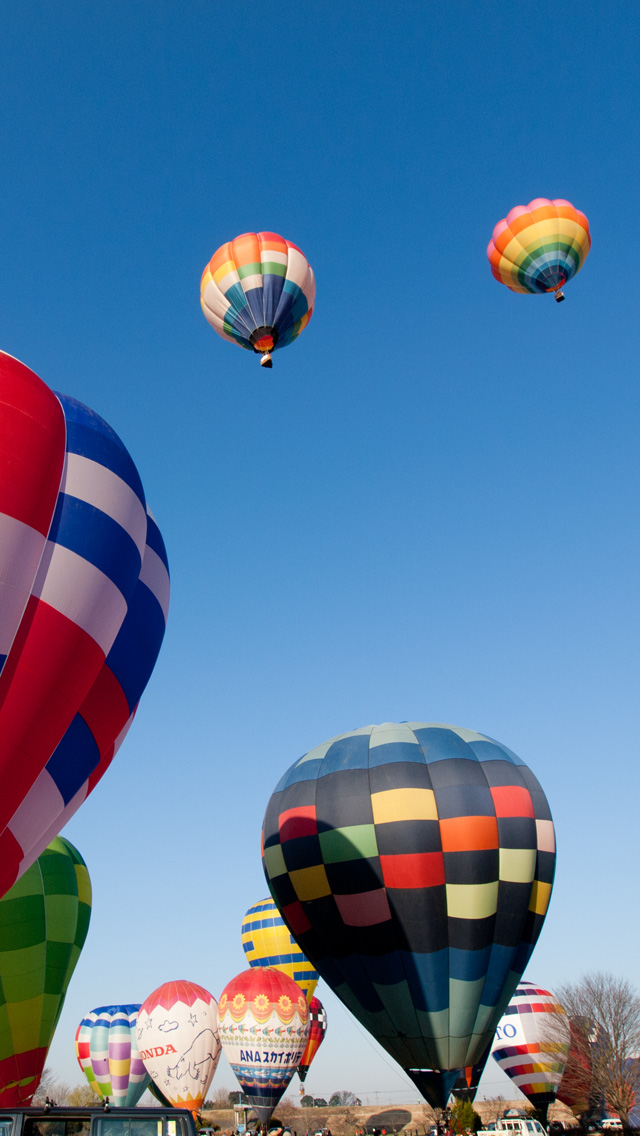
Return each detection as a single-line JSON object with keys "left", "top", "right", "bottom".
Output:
{"left": 0, "top": 836, "right": 92, "bottom": 1105}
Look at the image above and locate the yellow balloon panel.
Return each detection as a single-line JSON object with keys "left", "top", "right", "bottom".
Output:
{"left": 241, "top": 897, "right": 318, "bottom": 1003}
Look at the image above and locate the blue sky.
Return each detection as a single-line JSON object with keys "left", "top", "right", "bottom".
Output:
{"left": 1, "top": 0, "right": 639, "bottom": 1107}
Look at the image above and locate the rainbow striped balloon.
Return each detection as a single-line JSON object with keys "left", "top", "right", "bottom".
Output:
{"left": 200, "top": 232, "right": 315, "bottom": 367}
{"left": 487, "top": 198, "right": 590, "bottom": 301}
{"left": 491, "top": 980, "right": 570, "bottom": 1116}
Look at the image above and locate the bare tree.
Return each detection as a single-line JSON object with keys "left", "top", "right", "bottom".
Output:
{"left": 555, "top": 973, "right": 640, "bottom": 1129}
{"left": 478, "top": 1098, "right": 505, "bottom": 1126}
{"left": 32, "top": 1068, "right": 71, "bottom": 1105}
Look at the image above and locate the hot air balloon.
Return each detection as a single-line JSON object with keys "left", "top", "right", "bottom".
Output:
{"left": 0, "top": 506, "right": 170, "bottom": 897}
{"left": 137, "top": 980, "right": 221, "bottom": 1112}
{"left": 487, "top": 199, "right": 590, "bottom": 302}
{"left": 75, "top": 1005, "right": 150, "bottom": 1106}
{"left": 450, "top": 1046, "right": 491, "bottom": 1103}
{"left": 242, "top": 898, "right": 319, "bottom": 1004}
{"left": 200, "top": 232, "right": 315, "bottom": 368}
{"left": 0, "top": 836, "right": 91, "bottom": 1105}
{"left": 298, "top": 996, "right": 327, "bottom": 1083}
{"left": 218, "top": 968, "right": 309, "bottom": 1127}
{"left": 0, "top": 354, "right": 169, "bottom": 898}
{"left": 262, "top": 721, "right": 556, "bottom": 1109}
{"left": 491, "top": 981, "right": 570, "bottom": 1119}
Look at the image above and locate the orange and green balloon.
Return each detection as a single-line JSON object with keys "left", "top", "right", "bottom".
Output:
{"left": 487, "top": 198, "right": 590, "bottom": 302}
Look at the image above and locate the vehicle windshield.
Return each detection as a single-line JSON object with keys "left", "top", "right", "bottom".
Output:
{"left": 25, "top": 1122, "right": 92, "bottom": 1136}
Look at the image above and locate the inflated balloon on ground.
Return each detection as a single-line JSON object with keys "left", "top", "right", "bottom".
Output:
{"left": 242, "top": 897, "right": 319, "bottom": 1003}
{"left": 262, "top": 721, "right": 556, "bottom": 1108}
{"left": 200, "top": 232, "right": 315, "bottom": 368}
{"left": 298, "top": 996, "right": 327, "bottom": 1083}
{"left": 0, "top": 836, "right": 91, "bottom": 1104}
{"left": 137, "top": 980, "right": 221, "bottom": 1111}
{"left": 491, "top": 980, "right": 570, "bottom": 1118}
{"left": 75, "top": 1004, "right": 150, "bottom": 1106}
{"left": 218, "top": 967, "right": 309, "bottom": 1125}
{"left": 487, "top": 198, "right": 590, "bottom": 302}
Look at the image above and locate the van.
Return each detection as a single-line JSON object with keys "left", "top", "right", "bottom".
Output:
{"left": 0, "top": 1105, "right": 198, "bottom": 1136}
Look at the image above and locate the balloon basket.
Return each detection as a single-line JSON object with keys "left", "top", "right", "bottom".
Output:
{"left": 260, "top": 353, "right": 273, "bottom": 367}
{"left": 554, "top": 289, "right": 565, "bottom": 302}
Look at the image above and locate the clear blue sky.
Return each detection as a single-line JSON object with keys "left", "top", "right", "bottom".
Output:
{"left": 1, "top": 0, "right": 639, "bottom": 1107}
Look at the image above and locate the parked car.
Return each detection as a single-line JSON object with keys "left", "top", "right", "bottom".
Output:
{"left": 601, "top": 1122, "right": 622, "bottom": 1130}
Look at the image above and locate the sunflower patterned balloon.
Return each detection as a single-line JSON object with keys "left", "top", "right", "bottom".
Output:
{"left": 218, "top": 967, "right": 309, "bottom": 1126}
{"left": 487, "top": 198, "right": 590, "bottom": 302}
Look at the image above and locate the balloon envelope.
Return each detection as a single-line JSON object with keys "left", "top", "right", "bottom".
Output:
{"left": 0, "top": 362, "right": 169, "bottom": 898}
{"left": 242, "top": 897, "right": 319, "bottom": 1004}
{"left": 0, "top": 836, "right": 91, "bottom": 1104}
{"left": 487, "top": 198, "right": 590, "bottom": 297}
{"left": 492, "top": 981, "right": 570, "bottom": 1115}
{"left": 262, "top": 721, "right": 556, "bottom": 1109}
{"left": 76, "top": 1004, "right": 150, "bottom": 1106}
{"left": 1, "top": 506, "right": 170, "bottom": 896}
{"left": 200, "top": 232, "right": 314, "bottom": 366}
{"left": 218, "top": 967, "right": 309, "bottom": 1125}
{"left": 137, "top": 980, "right": 221, "bottom": 1112}
{"left": 298, "top": 996, "right": 327, "bottom": 1083}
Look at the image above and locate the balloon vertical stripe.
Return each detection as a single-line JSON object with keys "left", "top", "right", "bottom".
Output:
{"left": 0, "top": 354, "right": 66, "bottom": 677}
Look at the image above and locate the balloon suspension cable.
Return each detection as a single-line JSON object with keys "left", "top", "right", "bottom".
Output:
{"left": 554, "top": 288, "right": 565, "bottom": 302}
{"left": 260, "top": 352, "right": 273, "bottom": 368}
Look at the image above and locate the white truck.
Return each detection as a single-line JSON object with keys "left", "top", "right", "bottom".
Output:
{"left": 477, "top": 1118, "right": 548, "bottom": 1136}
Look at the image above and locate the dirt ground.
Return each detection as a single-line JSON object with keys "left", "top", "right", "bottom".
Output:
{"left": 201, "top": 1099, "right": 576, "bottom": 1136}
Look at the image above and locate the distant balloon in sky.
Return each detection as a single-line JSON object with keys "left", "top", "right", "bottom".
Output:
{"left": 491, "top": 980, "right": 570, "bottom": 1118}
{"left": 242, "top": 897, "right": 319, "bottom": 1004}
{"left": 137, "top": 980, "right": 221, "bottom": 1112}
{"left": 200, "top": 232, "right": 315, "bottom": 368}
{"left": 298, "top": 996, "right": 327, "bottom": 1083}
{"left": 0, "top": 836, "right": 91, "bottom": 1105}
{"left": 0, "top": 353, "right": 169, "bottom": 898}
{"left": 218, "top": 967, "right": 309, "bottom": 1126}
{"left": 76, "top": 1004, "right": 150, "bottom": 1106}
{"left": 487, "top": 198, "right": 590, "bottom": 302}
{"left": 262, "top": 721, "right": 556, "bottom": 1109}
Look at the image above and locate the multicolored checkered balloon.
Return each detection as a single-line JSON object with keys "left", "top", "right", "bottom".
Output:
{"left": 262, "top": 721, "right": 556, "bottom": 1109}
